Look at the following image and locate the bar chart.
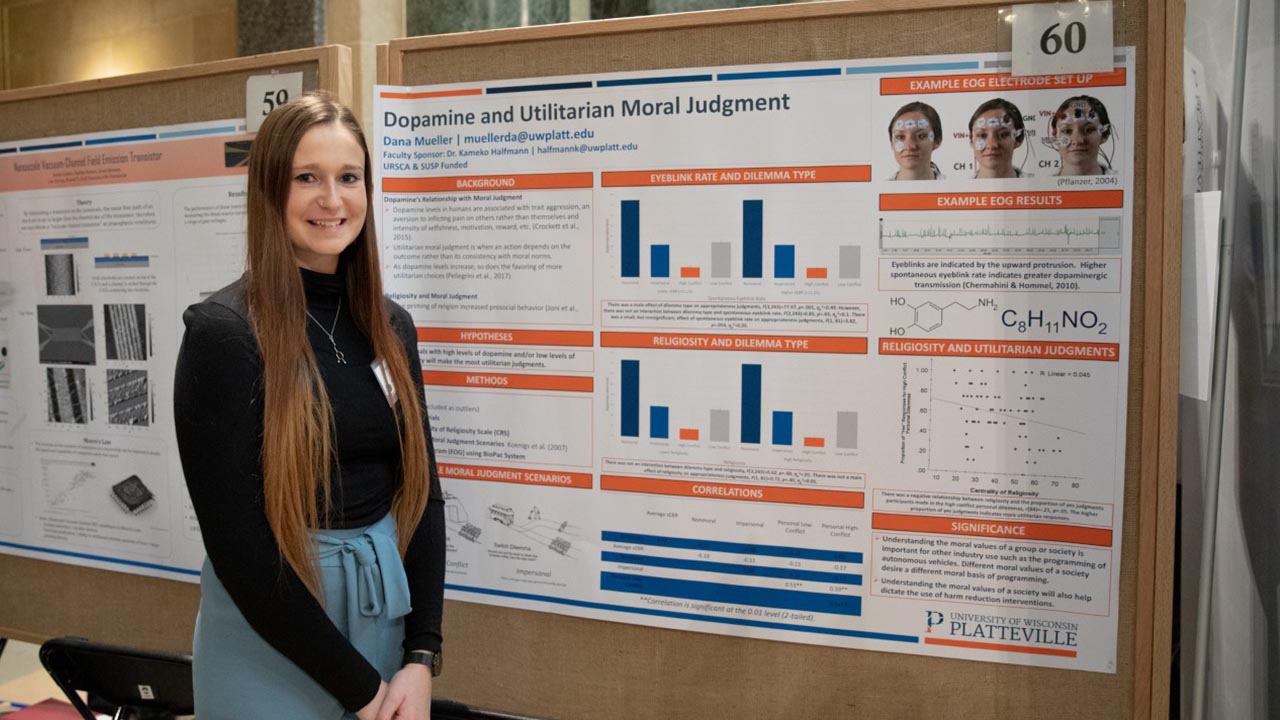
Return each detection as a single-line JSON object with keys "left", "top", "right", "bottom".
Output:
{"left": 600, "top": 183, "right": 871, "bottom": 305}
{"left": 613, "top": 354, "right": 862, "bottom": 456}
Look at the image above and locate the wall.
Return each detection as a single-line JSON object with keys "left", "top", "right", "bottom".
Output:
{"left": 1, "top": 0, "right": 236, "bottom": 91}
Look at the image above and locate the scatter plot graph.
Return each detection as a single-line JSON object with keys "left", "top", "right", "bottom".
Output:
{"left": 902, "top": 359, "right": 1112, "bottom": 483}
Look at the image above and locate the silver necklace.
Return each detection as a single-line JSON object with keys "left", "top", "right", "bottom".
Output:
{"left": 305, "top": 296, "right": 346, "bottom": 364}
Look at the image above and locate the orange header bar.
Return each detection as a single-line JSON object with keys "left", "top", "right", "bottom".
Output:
{"left": 380, "top": 88, "right": 483, "bottom": 99}
{"left": 601, "top": 332, "right": 867, "bottom": 355}
{"left": 383, "top": 172, "right": 593, "bottom": 193}
{"left": 602, "top": 475, "right": 864, "bottom": 509}
{"left": 924, "top": 637, "right": 1077, "bottom": 658}
{"left": 880, "top": 190, "right": 1123, "bottom": 211}
{"left": 880, "top": 68, "right": 1127, "bottom": 95}
{"left": 422, "top": 370, "right": 593, "bottom": 392}
{"left": 601, "top": 165, "right": 870, "bottom": 187}
{"left": 438, "top": 462, "right": 592, "bottom": 489}
{"left": 878, "top": 338, "right": 1119, "bottom": 361}
{"left": 872, "top": 512, "right": 1112, "bottom": 546}
{"left": 417, "top": 327, "right": 593, "bottom": 347}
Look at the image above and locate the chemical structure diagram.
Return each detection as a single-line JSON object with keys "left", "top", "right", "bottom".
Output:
{"left": 889, "top": 296, "right": 997, "bottom": 334}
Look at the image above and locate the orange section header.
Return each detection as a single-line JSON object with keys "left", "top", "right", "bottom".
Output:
{"left": 422, "top": 370, "right": 593, "bottom": 392}
{"left": 601, "top": 165, "right": 870, "bottom": 187}
{"left": 602, "top": 475, "right": 864, "bottom": 508}
{"left": 878, "top": 338, "right": 1119, "bottom": 361}
{"left": 383, "top": 172, "right": 593, "bottom": 193}
{"left": 380, "top": 88, "right": 482, "bottom": 99}
{"left": 924, "top": 637, "right": 1077, "bottom": 658}
{"left": 0, "top": 133, "right": 249, "bottom": 192}
{"left": 872, "top": 512, "right": 1113, "bottom": 546}
{"left": 417, "top": 327, "right": 593, "bottom": 347}
{"left": 601, "top": 332, "right": 867, "bottom": 355}
{"left": 438, "top": 462, "right": 592, "bottom": 489}
{"left": 880, "top": 190, "right": 1123, "bottom": 211}
{"left": 880, "top": 68, "right": 1127, "bottom": 95}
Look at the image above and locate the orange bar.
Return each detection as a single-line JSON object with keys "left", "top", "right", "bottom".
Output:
{"left": 805, "top": 267, "right": 828, "bottom": 279}
{"left": 871, "top": 512, "right": 1112, "bottom": 546}
{"left": 803, "top": 437, "right": 825, "bottom": 448}
{"left": 924, "top": 637, "right": 1077, "bottom": 658}
{"left": 383, "top": 172, "right": 593, "bottom": 193}
{"left": 422, "top": 370, "right": 593, "bottom": 392}
{"left": 601, "top": 475, "right": 864, "bottom": 508}
{"left": 678, "top": 428, "right": 699, "bottom": 441}
{"left": 880, "top": 68, "right": 1127, "bottom": 95}
{"left": 879, "top": 190, "right": 1123, "bottom": 211}
{"left": 601, "top": 332, "right": 867, "bottom": 355}
{"left": 679, "top": 267, "right": 701, "bottom": 278}
{"left": 878, "top": 338, "right": 1119, "bottom": 361}
{"left": 601, "top": 165, "right": 871, "bottom": 187}
{"left": 438, "top": 462, "right": 592, "bottom": 489}
{"left": 417, "top": 327, "right": 593, "bottom": 347}
{"left": 380, "top": 88, "right": 483, "bottom": 99}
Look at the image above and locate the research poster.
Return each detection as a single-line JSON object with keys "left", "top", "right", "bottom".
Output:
{"left": 374, "top": 50, "right": 1136, "bottom": 671}
{"left": 0, "top": 120, "right": 250, "bottom": 582}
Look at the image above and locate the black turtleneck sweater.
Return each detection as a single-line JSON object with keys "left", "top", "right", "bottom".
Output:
{"left": 173, "top": 268, "right": 444, "bottom": 713}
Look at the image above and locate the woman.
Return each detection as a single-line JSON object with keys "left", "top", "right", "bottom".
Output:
{"left": 174, "top": 93, "right": 444, "bottom": 720}
{"left": 968, "top": 98, "right": 1029, "bottom": 179}
{"left": 1050, "top": 95, "right": 1112, "bottom": 176}
{"left": 887, "top": 101, "right": 944, "bottom": 180}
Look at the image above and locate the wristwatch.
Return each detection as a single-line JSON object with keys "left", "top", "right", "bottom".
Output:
{"left": 403, "top": 649, "right": 442, "bottom": 677}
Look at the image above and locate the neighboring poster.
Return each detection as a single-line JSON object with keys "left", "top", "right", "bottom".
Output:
{"left": 374, "top": 51, "right": 1135, "bottom": 672}
{"left": 0, "top": 120, "right": 250, "bottom": 581}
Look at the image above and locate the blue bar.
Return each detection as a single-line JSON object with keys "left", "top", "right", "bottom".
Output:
{"left": 774, "top": 245, "right": 795, "bottom": 279}
{"left": 0, "top": 539, "right": 199, "bottom": 576}
{"left": 772, "top": 411, "right": 793, "bottom": 446}
{"left": 845, "top": 61, "right": 980, "bottom": 75}
{"left": 649, "top": 406, "right": 669, "bottom": 439}
{"left": 39, "top": 237, "right": 88, "bottom": 248}
{"left": 487, "top": 80, "right": 593, "bottom": 94}
{"left": 598, "top": 74, "right": 713, "bottom": 87}
{"left": 743, "top": 200, "right": 763, "bottom": 278}
{"left": 621, "top": 200, "right": 640, "bottom": 278}
{"left": 602, "top": 531, "right": 862, "bottom": 564}
{"left": 717, "top": 67, "right": 841, "bottom": 81}
{"left": 447, "top": 583, "right": 914, "bottom": 642}
{"left": 602, "top": 552, "right": 861, "bottom": 585}
{"left": 651, "top": 245, "right": 670, "bottom": 278}
{"left": 741, "top": 363, "right": 761, "bottom": 444}
{"left": 621, "top": 360, "right": 640, "bottom": 437}
{"left": 601, "top": 572, "right": 861, "bottom": 616}
{"left": 85, "top": 133, "right": 158, "bottom": 146}
{"left": 21, "top": 140, "right": 81, "bottom": 152}
{"left": 157, "top": 125, "right": 239, "bottom": 139}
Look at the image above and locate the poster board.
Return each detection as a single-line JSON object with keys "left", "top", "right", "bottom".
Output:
{"left": 379, "top": 1, "right": 1181, "bottom": 718}
{"left": 0, "top": 45, "right": 351, "bottom": 652}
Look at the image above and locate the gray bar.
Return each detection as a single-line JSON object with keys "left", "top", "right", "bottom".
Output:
{"left": 839, "top": 246, "right": 861, "bottom": 279}
{"left": 711, "top": 243, "right": 732, "bottom": 278}
{"left": 837, "top": 412, "right": 858, "bottom": 449}
{"left": 710, "top": 409, "right": 731, "bottom": 442}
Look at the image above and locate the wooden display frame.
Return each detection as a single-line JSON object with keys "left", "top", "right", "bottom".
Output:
{"left": 0, "top": 45, "right": 350, "bottom": 651}
{"left": 378, "top": 1, "right": 1182, "bottom": 718}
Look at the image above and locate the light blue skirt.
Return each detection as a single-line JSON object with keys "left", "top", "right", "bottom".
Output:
{"left": 193, "top": 513, "right": 409, "bottom": 720}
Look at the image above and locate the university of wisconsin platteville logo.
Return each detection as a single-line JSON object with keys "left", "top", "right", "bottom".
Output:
{"left": 925, "top": 610, "right": 945, "bottom": 633}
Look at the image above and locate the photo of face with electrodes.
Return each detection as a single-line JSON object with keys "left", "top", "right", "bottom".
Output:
{"left": 967, "top": 98, "right": 1028, "bottom": 179}
{"left": 887, "top": 102, "right": 944, "bottom": 181}
{"left": 1046, "top": 95, "right": 1113, "bottom": 176}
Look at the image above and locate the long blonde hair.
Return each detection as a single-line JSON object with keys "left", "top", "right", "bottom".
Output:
{"left": 245, "top": 92, "right": 431, "bottom": 597}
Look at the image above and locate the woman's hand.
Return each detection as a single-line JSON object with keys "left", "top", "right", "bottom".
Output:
{"left": 355, "top": 680, "right": 389, "bottom": 720}
{"left": 376, "top": 663, "right": 433, "bottom": 720}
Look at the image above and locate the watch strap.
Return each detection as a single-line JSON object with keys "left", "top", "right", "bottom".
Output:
{"left": 403, "top": 649, "right": 441, "bottom": 677}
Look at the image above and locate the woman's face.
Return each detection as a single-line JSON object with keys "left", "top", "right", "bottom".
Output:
{"left": 285, "top": 122, "right": 367, "bottom": 273}
{"left": 970, "top": 109, "right": 1020, "bottom": 176}
{"left": 890, "top": 111, "right": 938, "bottom": 173}
{"left": 1055, "top": 104, "right": 1104, "bottom": 172}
